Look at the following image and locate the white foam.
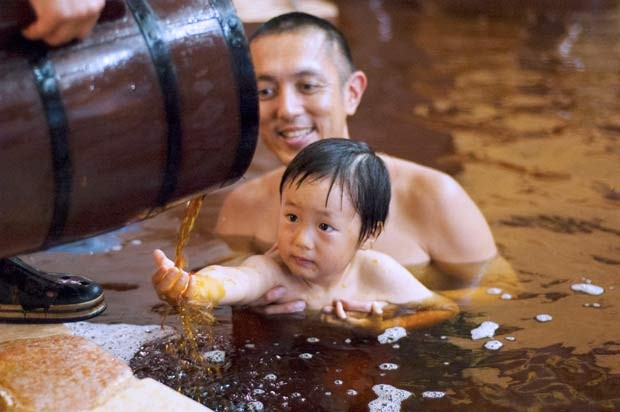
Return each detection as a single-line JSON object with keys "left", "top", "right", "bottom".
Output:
{"left": 65, "top": 321, "right": 174, "bottom": 363}
{"left": 306, "top": 337, "right": 320, "bottom": 343}
{"left": 471, "top": 321, "right": 499, "bottom": 340}
{"left": 247, "top": 401, "right": 263, "bottom": 411}
{"left": 571, "top": 283, "right": 604, "bottom": 295}
{"left": 203, "top": 350, "right": 225, "bottom": 363}
{"left": 535, "top": 314, "right": 553, "bottom": 322}
{"left": 372, "top": 384, "right": 412, "bottom": 403}
{"left": 263, "top": 374, "right": 277, "bottom": 381}
{"left": 486, "top": 287, "right": 502, "bottom": 295}
{"left": 422, "top": 391, "right": 446, "bottom": 399}
{"left": 505, "top": 336, "right": 516, "bottom": 341}
{"left": 368, "top": 399, "right": 401, "bottom": 412}
{"left": 299, "top": 353, "right": 313, "bottom": 359}
{"left": 378, "top": 327, "right": 407, "bottom": 344}
{"left": 500, "top": 293, "right": 512, "bottom": 300}
{"left": 484, "top": 340, "right": 503, "bottom": 350}
{"left": 379, "top": 363, "right": 399, "bottom": 371}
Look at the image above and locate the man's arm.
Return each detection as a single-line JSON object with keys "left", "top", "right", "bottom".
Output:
{"left": 417, "top": 172, "right": 497, "bottom": 281}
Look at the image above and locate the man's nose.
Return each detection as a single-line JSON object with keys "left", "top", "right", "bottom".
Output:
{"left": 277, "top": 85, "right": 304, "bottom": 119}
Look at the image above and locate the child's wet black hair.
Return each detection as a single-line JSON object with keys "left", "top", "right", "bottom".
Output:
{"left": 279, "top": 138, "right": 391, "bottom": 243}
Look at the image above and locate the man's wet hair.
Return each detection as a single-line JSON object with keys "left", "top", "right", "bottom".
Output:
{"left": 280, "top": 138, "right": 391, "bottom": 243}
{"left": 250, "top": 12, "right": 355, "bottom": 82}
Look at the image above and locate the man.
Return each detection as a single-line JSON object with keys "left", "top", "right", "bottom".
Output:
{"left": 214, "top": 13, "right": 498, "bottom": 313}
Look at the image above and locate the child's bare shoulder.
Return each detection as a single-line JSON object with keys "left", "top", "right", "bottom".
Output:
{"left": 356, "top": 249, "right": 433, "bottom": 302}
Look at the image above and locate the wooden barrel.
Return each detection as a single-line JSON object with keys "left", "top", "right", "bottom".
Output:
{"left": 0, "top": 0, "right": 258, "bottom": 258}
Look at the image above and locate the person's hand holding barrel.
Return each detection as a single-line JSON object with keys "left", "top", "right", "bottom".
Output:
{"left": 22, "top": 0, "right": 105, "bottom": 46}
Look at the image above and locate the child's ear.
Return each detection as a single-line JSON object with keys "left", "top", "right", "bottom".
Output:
{"left": 359, "top": 234, "right": 376, "bottom": 250}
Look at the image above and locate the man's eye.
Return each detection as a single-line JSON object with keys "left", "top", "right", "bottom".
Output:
{"left": 257, "top": 87, "right": 276, "bottom": 100}
{"left": 286, "top": 214, "right": 298, "bottom": 222}
{"left": 318, "top": 223, "right": 333, "bottom": 232}
{"left": 298, "top": 82, "right": 321, "bottom": 93}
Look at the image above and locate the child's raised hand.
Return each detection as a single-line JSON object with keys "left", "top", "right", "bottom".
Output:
{"left": 323, "top": 299, "right": 387, "bottom": 319}
{"left": 152, "top": 249, "right": 190, "bottom": 305}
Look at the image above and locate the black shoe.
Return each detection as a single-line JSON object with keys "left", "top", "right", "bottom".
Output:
{"left": 0, "top": 257, "right": 106, "bottom": 323}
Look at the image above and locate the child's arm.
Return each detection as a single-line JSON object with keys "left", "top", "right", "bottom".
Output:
{"left": 321, "top": 250, "right": 459, "bottom": 331}
{"left": 152, "top": 249, "right": 284, "bottom": 307}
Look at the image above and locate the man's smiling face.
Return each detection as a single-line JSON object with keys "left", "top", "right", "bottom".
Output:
{"left": 251, "top": 29, "right": 352, "bottom": 165}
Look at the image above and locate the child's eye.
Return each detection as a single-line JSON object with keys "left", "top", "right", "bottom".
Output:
{"left": 318, "top": 223, "right": 333, "bottom": 232}
{"left": 286, "top": 214, "right": 298, "bottom": 222}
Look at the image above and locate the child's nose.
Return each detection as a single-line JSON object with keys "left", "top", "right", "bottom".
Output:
{"left": 293, "top": 226, "right": 313, "bottom": 249}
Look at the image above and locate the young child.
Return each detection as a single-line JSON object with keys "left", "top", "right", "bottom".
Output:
{"left": 152, "top": 138, "right": 458, "bottom": 330}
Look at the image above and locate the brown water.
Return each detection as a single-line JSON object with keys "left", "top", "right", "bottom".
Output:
{"left": 23, "top": 1, "right": 620, "bottom": 411}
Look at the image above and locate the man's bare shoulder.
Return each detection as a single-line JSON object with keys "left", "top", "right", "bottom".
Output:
{"left": 380, "top": 154, "right": 467, "bottom": 205}
{"left": 222, "top": 167, "right": 285, "bottom": 210}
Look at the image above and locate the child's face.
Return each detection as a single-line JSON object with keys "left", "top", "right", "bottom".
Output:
{"left": 278, "top": 178, "right": 362, "bottom": 284}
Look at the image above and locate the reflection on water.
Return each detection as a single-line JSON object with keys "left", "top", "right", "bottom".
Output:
{"left": 126, "top": 1, "right": 620, "bottom": 410}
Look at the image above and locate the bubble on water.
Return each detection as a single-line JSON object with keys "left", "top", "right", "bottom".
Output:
{"left": 471, "top": 321, "right": 499, "bottom": 340}
{"left": 334, "top": 380, "right": 343, "bottom": 385}
{"left": 484, "top": 340, "right": 503, "bottom": 350}
{"left": 501, "top": 293, "right": 512, "bottom": 300}
{"left": 264, "top": 374, "right": 277, "bottom": 381}
{"left": 486, "top": 287, "right": 502, "bottom": 295}
{"left": 378, "top": 327, "right": 407, "bottom": 344}
{"left": 379, "top": 363, "right": 399, "bottom": 371}
{"left": 443, "top": 361, "right": 450, "bottom": 365}
{"left": 306, "top": 337, "right": 319, "bottom": 343}
{"left": 346, "top": 389, "right": 358, "bottom": 396}
{"left": 299, "top": 353, "right": 313, "bottom": 359}
{"left": 505, "top": 336, "right": 516, "bottom": 342}
{"left": 291, "top": 392, "right": 301, "bottom": 398}
{"left": 130, "top": 239, "right": 142, "bottom": 246}
{"left": 202, "top": 350, "right": 225, "bottom": 363}
{"left": 535, "top": 314, "right": 553, "bottom": 322}
{"left": 392, "top": 344, "right": 400, "bottom": 349}
{"left": 111, "top": 245, "right": 123, "bottom": 252}
{"left": 440, "top": 335, "right": 448, "bottom": 340}
{"left": 245, "top": 343, "right": 255, "bottom": 349}
{"left": 253, "top": 388, "right": 265, "bottom": 395}
{"left": 571, "top": 283, "right": 604, "bottom": 295}
{"left": 345, "top": 338, "right": 352, "bottom": 344}
{"left": 592, "top": 302, "right": 601, "bottom": 308}
{"left": 422, "top": 391, "right": 446, "bottom": 399}
{"left": 325, "top": 391, "right": 332, "bottom": 396}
